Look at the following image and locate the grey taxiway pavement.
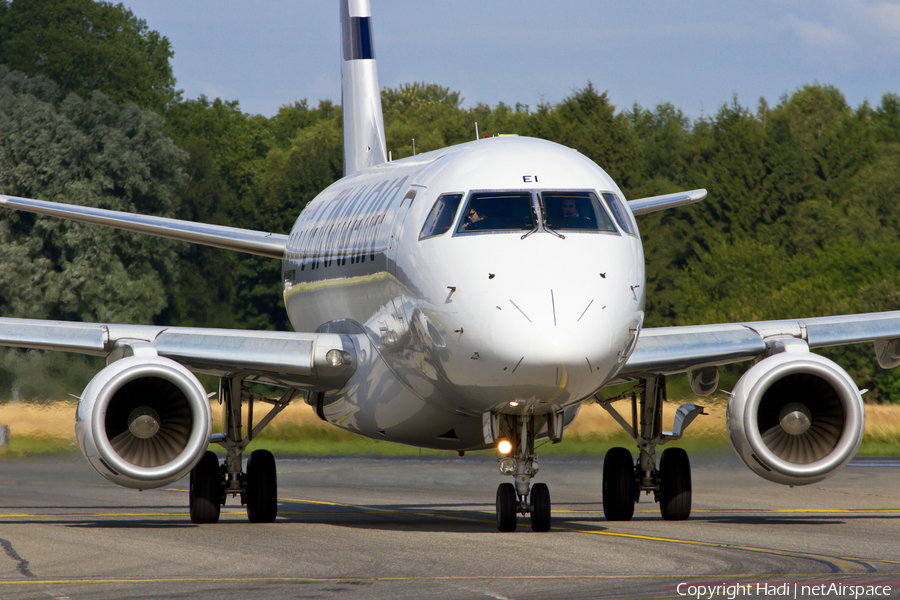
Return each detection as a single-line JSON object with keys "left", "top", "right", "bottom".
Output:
{"left": 1, "top": 452, "right": 900, "bottom": 600}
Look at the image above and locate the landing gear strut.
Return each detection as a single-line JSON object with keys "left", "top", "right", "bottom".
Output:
{"left": 597, "top": 375, "right": 701, "bottom": 521}
{"left": 188, "top": 375, "right": 295, "bottom": 524}
{"left": 492, "top": 413, "right": 553, "bottom": 532}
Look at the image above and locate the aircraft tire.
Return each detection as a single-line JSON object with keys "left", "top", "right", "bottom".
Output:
{"left": 496, "top": 482, "right": 517, "bottom": 532}
{"left": 189, "top": 451, "right": 222, "bottom": 524}
{"left": 659, "top": 447, "right": 691, "bottom": 520}
{"left": 246, "top": 449, "right": 278, "bottom": 523}
{"left": 603, "top": 446, "right": 636, "bottom": 521}
{"left": 530, "top": 482, "right": 551, "bottom": 532}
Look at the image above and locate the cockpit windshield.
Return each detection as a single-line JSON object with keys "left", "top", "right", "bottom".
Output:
{"left": 541, "top": 191, "right": 617, "bottom": 232}
{"left": 456, "top": 192, "right": 535, "bottom": 234}
{"left": 448, "top": 189, "right": 621, "bottom": 238}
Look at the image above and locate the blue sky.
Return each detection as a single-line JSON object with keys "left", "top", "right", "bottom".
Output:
{"left": 122, "top": 1, "right": 900, "bottom": 120}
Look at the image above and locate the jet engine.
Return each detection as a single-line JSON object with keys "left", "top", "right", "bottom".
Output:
{"left": 75, "top": 355, "right": 212, "bottom": 489}
{"left": 726, "top": 350, "right": 864, "bottom": 486}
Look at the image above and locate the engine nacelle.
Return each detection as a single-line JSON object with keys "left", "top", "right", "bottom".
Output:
{"left": 727, "top": 351, "right": 864, "bottom": 486}
{"left": 75, "top": 355, "right": 212, "bottom": 489}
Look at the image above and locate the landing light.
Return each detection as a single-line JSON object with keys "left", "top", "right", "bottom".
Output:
{"left": 509, "top": 401, "right": 519, "bottom": 407}
{"left": 498, "top": 439, "right": 512, "bottom": 455}
{"left": 325, "top": 349, "right": 351, "bottom": 367}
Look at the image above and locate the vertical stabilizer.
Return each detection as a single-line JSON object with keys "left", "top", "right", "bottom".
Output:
{"left": 341, "top": 0, "right": 388, "bottom": 176}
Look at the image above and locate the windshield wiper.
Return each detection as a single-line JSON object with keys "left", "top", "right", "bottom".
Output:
{"left": 542, "top": 224, "right": 565, "bottom": 240}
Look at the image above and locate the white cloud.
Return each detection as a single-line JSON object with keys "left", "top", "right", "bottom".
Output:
{"left": 852, "top": 0, "right": 900, "bottom": 33}
{"left": 786, "top": 16, "right": 854, "bottom": 48}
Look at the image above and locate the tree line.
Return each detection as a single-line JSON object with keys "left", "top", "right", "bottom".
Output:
{"left": 0, "top": 0, "right": 899, "bottom": 400}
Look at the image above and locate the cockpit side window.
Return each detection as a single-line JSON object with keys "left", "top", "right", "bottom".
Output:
{"left": 542, "top": 191, "right": 617, "bottom": 232}
{"left": 419, "top": 193, "right": 463, "bottom": 240}
{"left": 456, "top": 192, "right": 535, "bottom": 234}
{"left": 602, "top": 192, "right": 638, "bottom": 236}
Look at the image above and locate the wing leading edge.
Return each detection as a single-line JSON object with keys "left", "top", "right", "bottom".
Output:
{"left": 0, "top": 318, "right": 357, "bottom": 391}
{"left": 0, "top": 195, "right": 288, "bottom": 259}
{"left": 620, "top": 310, "right": 900, "bottom": 380}
{"left": 627, "top": 189, "right": 707, "bottom": 215}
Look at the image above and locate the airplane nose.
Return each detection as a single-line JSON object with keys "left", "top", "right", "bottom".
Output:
{"left": 527, "top": 325, "right": 608, "bottom": 367}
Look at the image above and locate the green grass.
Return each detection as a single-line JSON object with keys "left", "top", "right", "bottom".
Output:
{"left": 857, "top": 440, "right": 900, "bottom": 456}
{"left": 3, "top": 428, "right": 899, "bottom": 460}
{"left": 0, "top": 436, "right": 78, "bottom": 459}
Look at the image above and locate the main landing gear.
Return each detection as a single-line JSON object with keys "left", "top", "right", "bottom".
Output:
{"left": 493, "top": 413, "right": 554, "bottom": 532}
{"left": 188, "top": 375, "right": 296, "bottom": 524}
{"left": 597, "top": 375, "right": 703, "bottom": 522}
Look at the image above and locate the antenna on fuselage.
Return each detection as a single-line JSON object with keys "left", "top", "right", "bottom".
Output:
{"left": 475, "top": 122, "right": 479, "bottom": 140}
{"left": 411, "top": 138, "right": 416, "bottom": 156}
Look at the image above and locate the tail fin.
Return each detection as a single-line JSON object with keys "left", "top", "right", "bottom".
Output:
{"left": 341, "top": 0, "right": 388, "bottom": 176}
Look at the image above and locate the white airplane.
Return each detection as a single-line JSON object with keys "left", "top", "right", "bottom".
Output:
{"left": 2, "top": 0, "right": 899, "bottom": 532}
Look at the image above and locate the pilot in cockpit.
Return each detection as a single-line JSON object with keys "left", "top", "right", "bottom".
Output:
{"left": 463, "top": 205, "right": 490, "bottom": 230}
{"left": 561, "top": 199, "right": 579, "bottom": 218}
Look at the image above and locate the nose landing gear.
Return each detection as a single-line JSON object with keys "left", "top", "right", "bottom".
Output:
{"left": 492, "top": 413, "right": 553, "bottom": 532}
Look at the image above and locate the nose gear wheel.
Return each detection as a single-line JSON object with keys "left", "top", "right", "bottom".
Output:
{"left": 496, "top": 482, "right": 517, "bottom": 532}
{"left": 530, "top": 482, "right": 551, "bottom": 531}
{"left": 492, "top": 413, "right": 553, "bottom": 532}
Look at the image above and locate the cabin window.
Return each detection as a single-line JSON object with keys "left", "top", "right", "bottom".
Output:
{"left": 602, "top": 192, "right": 638, "bottom": 236}
{"left": 541, "top": 191, "right": 617, "bottom": 233}
{"left": 455, "top": 192, "right": 535, "bottom": 234}
{"left": 419, "top": 193, "right": 463, "bottom": 240}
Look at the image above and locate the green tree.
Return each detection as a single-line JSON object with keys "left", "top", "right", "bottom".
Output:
{"left": 165, "top": 96, "right": 273, "bottom": 199}
{"left": 0, "top": 66, "right": 186, "bottom": 397}
{"left": 627, "top": 101, "right": 691, "bottom": 186}
{"left": 465, "top": 101, "right": 532, "bottom": 139}
{"left": 241, "top": 114, "right": 344, "bottom": 331}
{"left": 764, "top": 85, "right": 875, "bottom": 226}
{"left": 531, "top": 83, "right": 642, "bottom": 192}
{"left": 872, "top": 92, "right": 900, "bottom": 145}
{"left": 0, "top": 0, "right": 176, "bottom": 112}
{"left": 382, "top": 82, "right": 469, "bottom": 158}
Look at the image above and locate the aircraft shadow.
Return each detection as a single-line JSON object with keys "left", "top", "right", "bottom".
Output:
{"left": 6, "top": 500, "right": 896, "bottom": 531}
{"left": 0, "top": 505, "right": 188, "bottom": 511}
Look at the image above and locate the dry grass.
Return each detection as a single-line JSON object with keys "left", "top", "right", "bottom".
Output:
{"left": 2, "top": 396, "right": 900, "bottom": 449}
{"left": 858, "top": 403, "right": 900, "bottom": 442}
{"left": 0, "top": 400, "right": 80, "bottom": 438}
{"left": 566, "top": 398, "right": 728, "bottom": 439}
{"left": 0, "top": 399, "right": 326, "bottom": 440}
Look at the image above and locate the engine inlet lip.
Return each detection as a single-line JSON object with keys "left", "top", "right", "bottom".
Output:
{"left": 91, "top": 357, "right": 211, "bottom": 482}
{"left": 744, "top": 355, "right": 863, "bottom": 479}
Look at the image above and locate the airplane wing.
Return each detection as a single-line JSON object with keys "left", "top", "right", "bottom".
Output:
{"left": 619, "top": 310, "right": 900, "bottom": 379}
{"left": 627, "top": 189, "right": 707, "bottom": 215}
{"left": 0, "top": 317, "right": 357, "bottom": 391}
{"left": 0, "top": 194, "right": 288, "bottom": 258}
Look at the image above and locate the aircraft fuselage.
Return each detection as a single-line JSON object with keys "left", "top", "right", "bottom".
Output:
{"left": 283, "top": 136, "right": 645, "bottom": 450}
